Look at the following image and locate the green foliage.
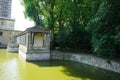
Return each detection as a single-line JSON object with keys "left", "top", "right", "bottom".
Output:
{"left": 21, "top": 0, "right": 43, "bottom": 26}
{"left": 21, "top": 0, "right": 120, "bottom": 58}
{"left": 87, "top": 0, "right": 120, "bottom": 57}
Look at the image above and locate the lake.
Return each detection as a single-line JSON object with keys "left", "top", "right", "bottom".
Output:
{"left": 0, "top": 49, "right": 120, "bottom": 80}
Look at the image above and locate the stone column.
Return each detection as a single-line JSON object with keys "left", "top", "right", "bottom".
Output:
{"left": 30, "top": 32, "right": 33, "bottom": 49}
{"left": 27, "top": 33, "right": 32, "bottom": 50}
{"left": 43, "top": 34, "right": 46, "bottom": 47}
{"left": 46, "top": 33, "right": 51, "bottom": 49}
{"left": 25, "top": 34, "right": 26, "bottom": 46}
{"left": 26, "top": 33, "right": 28, "bottom": 49}
{"left": 32, "top": 32, "right": 34, "bottom": 47}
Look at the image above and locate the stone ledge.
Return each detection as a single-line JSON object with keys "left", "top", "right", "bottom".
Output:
{"left": 27, "top": 53, "right": 50, "bottom": 61}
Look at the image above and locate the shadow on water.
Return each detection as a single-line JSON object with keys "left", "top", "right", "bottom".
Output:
{"left": 28, "top": 60, "right": 120, "bottom": 80}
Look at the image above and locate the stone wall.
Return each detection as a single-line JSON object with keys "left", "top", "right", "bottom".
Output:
{"left": 0, "top": 30, "right": 12, "bottom": 46}
{"left": 19, "top": 48, "right": 50, "bottom": 61}
{"left": 27, "top": 53, "right": 50, "bottom": 61}
{"left": 51, "top": 50, "right": 120, "bottom": 73}
{"left": 7, "top": 43, "right": 18, "bottom": 52}
{"left": 0, "top": 30, "right": 21, "bottom": 48}
{"left": 0, "top": 18, "right": 15, "bottom": 30}
{"left": 19, "top": 44, "right": 50, "bottom": 61}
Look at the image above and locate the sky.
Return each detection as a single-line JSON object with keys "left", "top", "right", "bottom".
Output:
{"left": 11, "top": 0, "right": 34, "bottom": 31}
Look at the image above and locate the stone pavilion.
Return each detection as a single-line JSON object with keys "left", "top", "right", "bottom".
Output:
{"left": 17, "top": 26, "right": 51, "bottom": 61}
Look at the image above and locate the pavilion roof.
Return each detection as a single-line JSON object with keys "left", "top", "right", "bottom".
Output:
{"left": 25, "top": 26, "right": 49, "bottom": 33}
{"left": 17, "top": 25, "right": 49, "bottom": 36}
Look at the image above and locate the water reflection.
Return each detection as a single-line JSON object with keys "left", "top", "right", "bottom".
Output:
{"left": 0, "top": 50, "right": 19, "bottom": 80}
{"left": 0, "top": 49, "right": 120, "bottom": 80}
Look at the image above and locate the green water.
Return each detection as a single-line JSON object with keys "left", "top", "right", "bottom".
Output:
{"left": 0, "top": 49, "right": 120, "bottom": 80}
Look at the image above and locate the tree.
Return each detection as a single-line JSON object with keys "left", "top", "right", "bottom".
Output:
{"left": 21, "top": 0, "right": 56, "bottom": 48}
{"left": 21, "top": 0, "right": 120, "bottom": 58}
{"left": 21, "top": 0, "right": 43, "bottom": 26}
{"left": 87, "top": 0, "right": 120, "bottom": 57}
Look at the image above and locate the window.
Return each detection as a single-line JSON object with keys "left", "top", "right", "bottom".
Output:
{"left": 0, "top": 32, "right": 3, "bottom": 36}
{"left": 2, "top": 14, "right": 8, "bottom": 17}
{"left": 0, "top": 21, "right": 4, "bottom": 26}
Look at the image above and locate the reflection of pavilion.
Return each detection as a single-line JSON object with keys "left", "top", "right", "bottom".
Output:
{"left": 17, "top": 26, "right": 51, "bottom": 61}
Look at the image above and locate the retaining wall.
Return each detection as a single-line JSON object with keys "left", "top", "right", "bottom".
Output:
{"left": 51, "top": 50, "right": 120, "bottom": 73}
